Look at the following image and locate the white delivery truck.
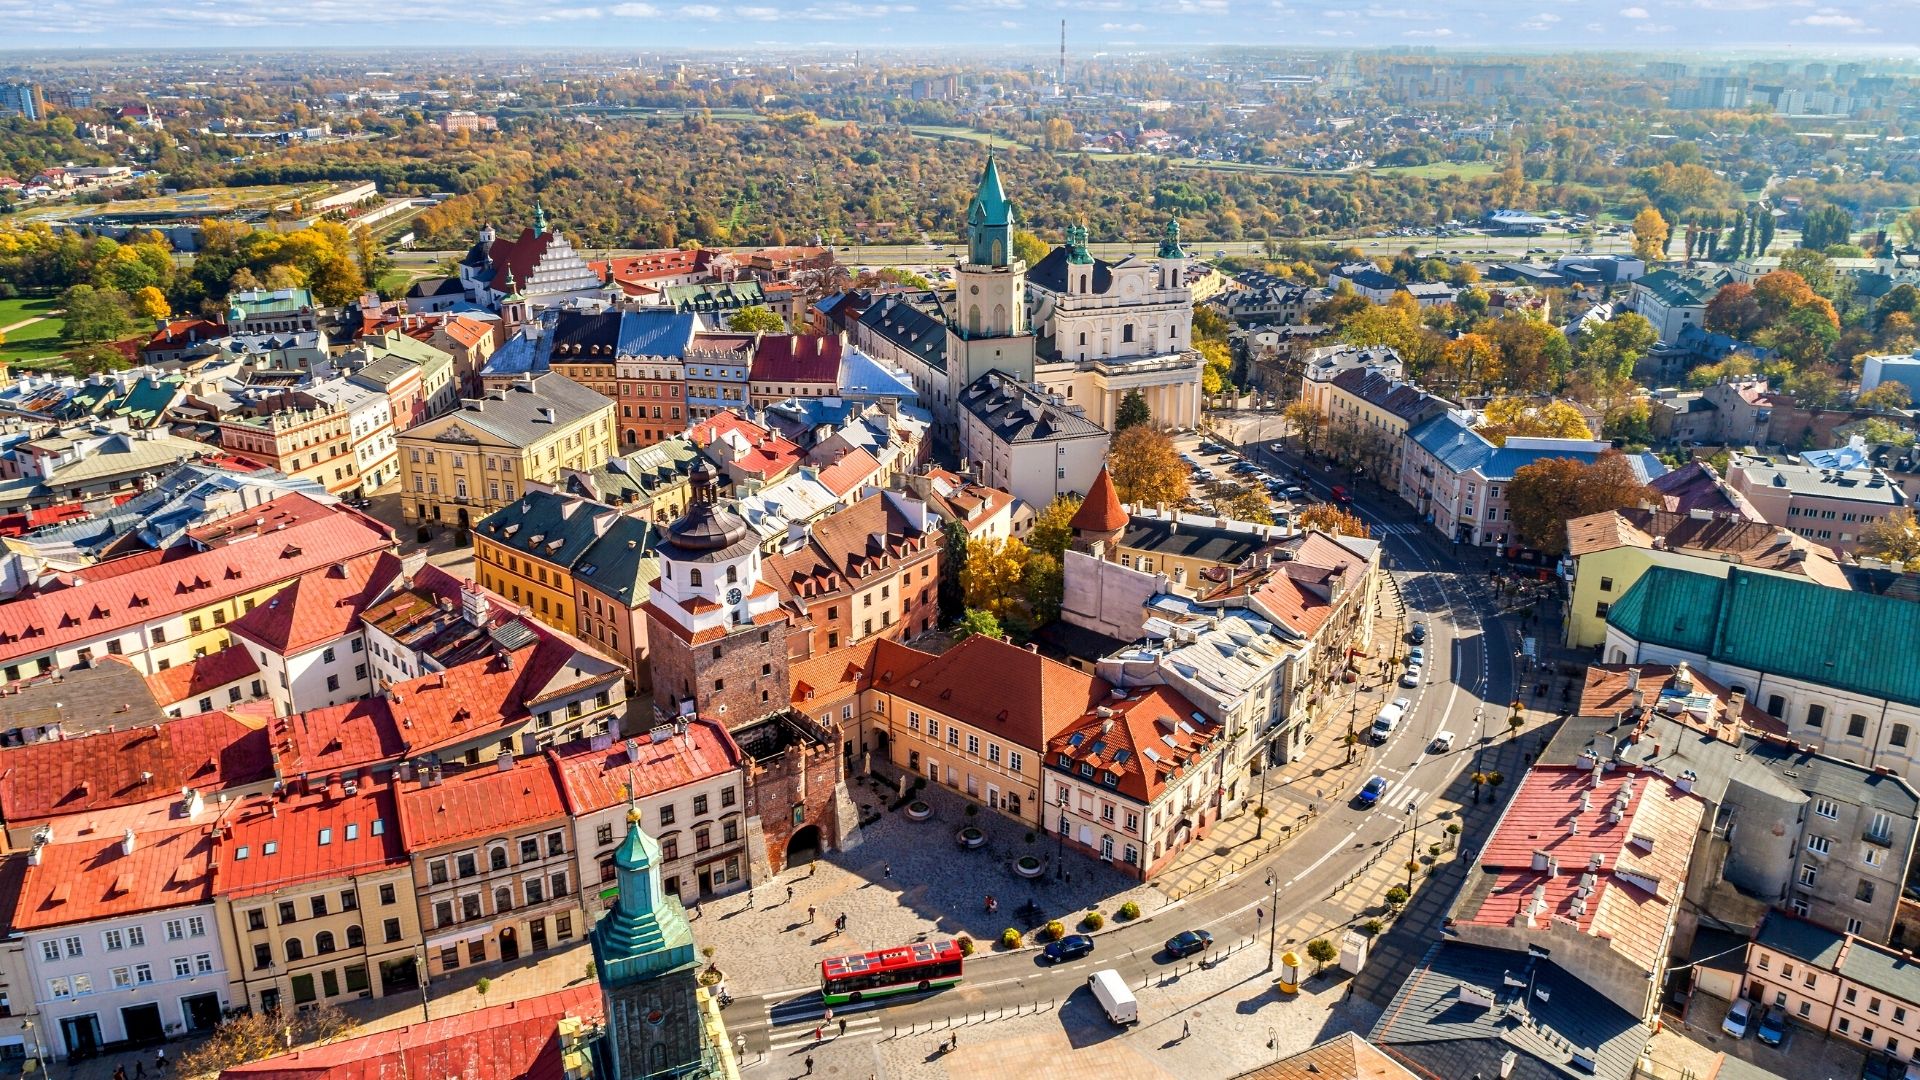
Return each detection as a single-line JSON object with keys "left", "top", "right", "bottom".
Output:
{"left": 1370, "top": 700, "right": 1406, "bottom": 743}
{"left": 1087, "top": 968, "right": 1139, "bottom": 1026}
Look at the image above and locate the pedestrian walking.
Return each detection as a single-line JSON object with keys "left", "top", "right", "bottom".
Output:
{"left": 1183, "top": 1020, "right": 1191, "bottom": 1039}
{"left": 156, "top": 1047, "right": 168, "bottom": 1072}
{"left": 884, "top": 863, "right": 892, "bottom": 879}
{"left": 112, "top": 1066, "right": 127, "bottom": 1080}
{"left": 735, "top": 1033, "right": 747, "bottom": 1059}
{"left": 808, "top": 905, "right": 816, "bottom": 924}
{"left": 135, "top": 1062, "right": 147, "bottom": 1080}
{"left": 824, "top": 1008, "right": 834, "bottom": 1026}
{"left": 813, "top": 1025, "right": 822, "bottom": 1044}
{"left": 839, "top": 1017, "right": 847, "bottom": 1036}
{"left": 787, "top": 886, "right": 795, "bottom": 904}
{"left": 805, "top": 1054, "right": 815, "bottom": 1074}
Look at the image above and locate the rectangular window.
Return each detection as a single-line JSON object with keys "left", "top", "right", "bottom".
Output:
{"left": 1009, "top": 751, "right": 1024, "bottom": 773}
{"left": 1815, "top": 799, "right": 1840, "bottom": 819}
{"left": 63, "top": 936, "right": 82, "bottom": 958}
{"left": 172, "top": 957, "right": 191, "bottom": 978}
{"left": 520, "top": 838, "right": 540, "bottom": 863}
{"left": 1800, "top": 864, "right": 1819, "bottom": 887}
{"left": 103, "top": 929, "right": 124, "bottom": 952}
{"left": 1808, "top": 834, "right": 1832, "bottom": 854}
{"left": 1893, "top": 724, "right": 1910, "bottom": 748}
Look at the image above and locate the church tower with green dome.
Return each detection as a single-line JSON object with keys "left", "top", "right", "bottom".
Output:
{"left": 945, "top": 156, "right": 1037, "bottom": 415}
{"left": 592, "top": 801, "right": 720, "bottom": 1078}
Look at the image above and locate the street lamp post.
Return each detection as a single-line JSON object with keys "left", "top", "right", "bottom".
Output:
{"left": 417, "top": 944, "right": 432, "bottom": 1021}
{"left": 1405, "top": 801, "right": 1419, "bottom": 890}
{"left": 1263, "top": 870, "right": 1280, "bottom": 973}
{"left": 1254, "top": 747, "right": 1271, "bottom": 840}
{"left": 21, "top": 1020, "right": 41, "bottom": 1077}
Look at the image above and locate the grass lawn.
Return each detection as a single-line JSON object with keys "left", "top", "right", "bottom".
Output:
{"left": 0, "top": 296, "right": 59, "bottom": 328}
{"left": 906, "top": 126, "right": 1035, "bottom": 152}
{"left": 0, "top": 314, "right": 68, "bottom": 367}
{"left": 1369, "top": 161, "right": 1499, "bottom": 179}
{"left": 377, "top": 269, "right": 424, "bottom": 297}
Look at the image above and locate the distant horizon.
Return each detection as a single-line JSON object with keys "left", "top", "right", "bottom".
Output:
{"left": 0, "top": 0, "right": 1916, "bottom": 58}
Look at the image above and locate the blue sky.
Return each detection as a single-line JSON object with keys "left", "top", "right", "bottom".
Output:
{"left": 0, "top": 0, "right": 1914, "bottom": 50}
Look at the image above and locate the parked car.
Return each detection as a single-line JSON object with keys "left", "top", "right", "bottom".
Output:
{"left": 1407, "top": 646, "right": 1424, "bottom": 667}
{"left": 1400, "top": 664, "right": 1423, "bottom": 687}
{"left": 1357, "top": 775, "right": 1388, "bottom": 807}
{"left": 1165, "top": 930, "right": 1214, "bottom": 958}
{"left": 1722, "top": 998, "right": 1754, "bottom": 1039}
{"left": 1410, "top": 622, "right": 1427, "bottom": 644}
{"left": 1330, "top": 485, "right": 1351, "bottom": 503}
{"left": 1045, "top": 934, "right": 1095, "bottom": 963}
{"left": 1757, "top": 1006, "right": 1788, "bottom": 1047}
{"left": 1283, "top": 485, "right": 1305, "bottom": 500}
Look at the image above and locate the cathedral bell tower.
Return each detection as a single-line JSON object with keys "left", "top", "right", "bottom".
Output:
{"left": 946, "top": 157, "right": 1037, "bottom": 410}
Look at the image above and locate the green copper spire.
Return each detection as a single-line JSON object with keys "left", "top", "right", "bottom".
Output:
{"left": 533, "top": 200, "right": 549, "bottom": 238}
{"left": 1066, "top": 221, "right": 1093, "bottom": 265}
{"left": 966, "top": 157, "right": 1014, "bottom": 267}
{"left": 501, "top": 268, "right": 523, "bottom": 304}
{"left": 1158, "top": 217, "right": 1186, "bottom": 261}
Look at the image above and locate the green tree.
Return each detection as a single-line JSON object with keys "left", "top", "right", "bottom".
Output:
{"left": 1012, "top": 229, "right": 1049, "bottom": 268}
{"left": 1576, "top": 313, "right": 1658, "bottom": 382}
{"left": 1115, "top": 390, "right": 1152, "bottom": 431}
{"left": 938, "top": 519, "right": 969, "bottom": 620}
{"left": 1306, "top": 938, "right": 1338, "bottom": 974}
{"left": 59, "top": 284, "right": 137, "bottom": 344}
{"left": 1028, "top": 495, "right": 1082, "bottom": 560}
{"left": 955, "top": 608, "right": 1003, "bottom": 641}
{"left": 1800, "top": 204, "right": 1854, "bottom": 251}
{"left": 726, "top": 305, "right": 786, "bottom": 334}
{"left": 1858, "top": 382, "right": 1913, "bottom": 413}
{"left": 1022, "top": 551, "right": 1064, "bottom": 626}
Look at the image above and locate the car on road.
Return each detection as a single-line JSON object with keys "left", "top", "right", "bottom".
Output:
{"left": 1045, "top": 934, "right": 1095, "bottom": 964}
{"left": 1331, "top": 485, "right": 1352, "bottom": 504}
{"left": 1230, "top": 462, "right": 1260, "bottom": 475}
{"left": 1757, "top": 1005, "right": 1788, "bottom": 1046}
{"left": 1400, "top": 664, "right": 1422, "bottom": 687}
{"left": 1429, "top": 731, "right": 1456, "bottom": 753}
{"left": 1214, "top": 453, "right": 1236, "bottom": 464}
{"left": 1357, "top": 775, "right": 1388, "bottom": 807}
{"left": 1722, "top": 998, "right": 1754, "bottom": 1039}
{"left": 1409, "top": 623, "right": 1427, "bottom": 644}
{"left": 1164, "top": 930, "right": 1214, "bottom": 958}
{"left": 1407, "top": 646, "right": 1424, "bottom": 667}
{"left": 1283, "top": 485, "right": 1304, "bottom": 500}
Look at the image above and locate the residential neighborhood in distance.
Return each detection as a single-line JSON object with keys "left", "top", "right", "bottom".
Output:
{"left": 2, "top": 33, "right": 1920, "bottom": 1080}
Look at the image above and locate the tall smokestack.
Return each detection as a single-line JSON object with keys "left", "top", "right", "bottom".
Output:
{"left": 1059, "top": 19, "right": 1067, "bottom": 91}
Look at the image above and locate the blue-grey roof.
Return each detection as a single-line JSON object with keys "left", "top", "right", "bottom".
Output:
{"left": 617, "top": 310, "right": 700, "bottom": 360}
{"left": 838, "top": 349, "right": 919, "bottom": 404}
{"left": 857, "top": 296, "right": 946, "bottom": 375}
{"left": 1755, "top": 914, "right": 1846, "bottom": 969}
{"left": 1406, "top": 412, "right": 1664, "bottom": 483}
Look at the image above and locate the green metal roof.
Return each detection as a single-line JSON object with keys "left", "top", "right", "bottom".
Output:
{"left": 1610, "top": 566, "right": 1920, "bottom": 707}
{"left": 969, "top": 157, "right": 1011, "bottom": 228}
{"left": 1605, "top": 566, "right": 1725, "bottom": 657}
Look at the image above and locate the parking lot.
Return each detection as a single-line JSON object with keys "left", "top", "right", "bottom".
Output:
{"left": 1179, "top": 435, "right": 1339, "bottom": 527}
{"left": 1659, "top": 992, "right": 1870, "bottom": 1080}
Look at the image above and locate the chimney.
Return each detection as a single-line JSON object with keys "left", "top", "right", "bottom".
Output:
{"left": 626, "top": 738, "right": 642, "bottom": 765}
{"left": 1626, "top": 667, "right": 1641, "bottom": 691}
{"left": 121, "top": 829, "right": 137, "bottom": 856}
{"left": 496, "top": 750, "right": 514, "bottom": 772}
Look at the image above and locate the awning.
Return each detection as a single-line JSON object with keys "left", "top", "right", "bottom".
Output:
{"left": 424, "top": 923, "right": 494, "bottom": 950}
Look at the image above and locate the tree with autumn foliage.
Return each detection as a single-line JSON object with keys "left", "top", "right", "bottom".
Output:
{"left": 1109, "top": 426, "right": 1187, "bottom": 509}
{"left": 1435, "top": 332, "right": 1500, "bottom": 394}
{"left": 1861, "top": 508, "right": 1920, "bottom": 570}
{"left": 1296, "top": 503, "right": 1370, "bottom": 539}
{"left": 1631, "top": 206, "right": 1669, "bottom": 263}
{"left": 961, "top": 535, "right": 1030, "bottom": 620}
{"left": 1507, "top": 451, "right": 1653, "bottom": 555}
{"left": 1705, "top": 282, "right": 1764, "bottom": 338}
{"left": 1476, "top": 397, "right": 1593, "bottom": 446}
{"left": 1028, "top": 495, "right": 1082, "bottom": 559}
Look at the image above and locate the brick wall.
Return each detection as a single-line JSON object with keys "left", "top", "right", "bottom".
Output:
{"left": 739, "top": 713, "right": 846, "bottom": 874}
{"left": 644, "top": 614, "right": 792, "bottom": 729}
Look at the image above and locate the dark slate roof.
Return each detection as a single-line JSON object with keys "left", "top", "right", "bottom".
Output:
{"left": 1328, "top": 367, "right": 1455, "bottom": 423}
{"left": 1838, "top": 934, "right": 1920, "bottom": 1006}
{"left": 958, "top": 370, "right": 1106, "bottom": 444}
{"left": 1755, "top": 913, "right": 1847, "bottom": 969}
{"left": 1122, "top": 516, "right": 1275, "bottom": 565}
{"left": 406, "top": 277, "right": 466, "bottom": 300}
{"left": 1335, "top": 264, "right": 1401, "bottom": 292}
{"left": 1371, "top": 941, "right": 1647, "bottom": 1080}
{"left": 549, "top": 310, "right": 624, "bottom": 359}
{"left": 1609, "top": 566, "right": 1920, "bottom": 707}
{"left": 475, "top": 490, "right": 619, "bottom": 572}
{"left": 1027, "top": 246, "right": 1115, "bottom": 295}
{"left": 857, "top": 296, "right": 946, "bottom": 375}
{"left": 572, "top": 518, "right": 659, "bottom": 608}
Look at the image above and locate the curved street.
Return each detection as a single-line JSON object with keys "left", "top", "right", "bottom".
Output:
{"left": 724, "top": 435, "right": 1542, "bottom": 1072}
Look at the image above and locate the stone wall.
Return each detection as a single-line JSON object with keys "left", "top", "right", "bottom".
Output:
{"left": 645, "top": 613, "right": 792, "bottom": 730}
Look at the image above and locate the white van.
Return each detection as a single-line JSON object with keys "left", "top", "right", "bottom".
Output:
{"left": 1087, "top": 968, "right": 1138, "bottom": 1026}
{"left": 1370, "top": 701, "right": 1406, "bottom": 743}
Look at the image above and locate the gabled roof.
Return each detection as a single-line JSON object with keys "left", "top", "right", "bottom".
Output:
{"left": 1645, "top": 460, "right": 1760, "bottom": 519}
{"left": 766, "top": 493, "right": 932, "bottom": 606}
{"left": 1563, "top": 508, "right": 1847, "bottom": 587}
{"left": 1231, "top": 1033, "right": 1419, "bottom": 1080}
{"left": 15, "top": 822, "right": 216, "bottom": 928}
{"left": 227, "top": 551, "right": 406, "bottom": 655}
{"left": 144, "top": 646, "right": 262, "bottom": 709}
{"left": 396, "top": 753, "right": 568, "bottom": 850}
{"left": 407, "top": 373, "right": 611, "bottom": 449}
{"left": 616, "top": 310, "right": 700, "bottom": 359}
{"left": 815, "top": 447, "right": 881, "bottom": 497}
{"left": 958, "top": 370, "right": 1106, "bottom": 445}
{"left": 0, "top": 709, "right": 274, "bottom": 824}
{"left": 750, "top": 333, "right": 844, "bottom": 385}
{"left": 548, "top": 719, "right": 742, "bottom": 815}
{"left": 1046, "top": 682, "right": 1217, "bottom": 804}
{"left": 213, "top": 782, "right": 407, "bottom": 899}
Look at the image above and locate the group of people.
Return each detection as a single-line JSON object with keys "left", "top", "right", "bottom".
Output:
{"left": 108, "top": 1049, "right": 166, "bottom": 1080}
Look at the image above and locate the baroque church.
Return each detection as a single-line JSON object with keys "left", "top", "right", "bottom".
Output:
{"left": 457, "top": 202, "right": 611, "bottom": 312}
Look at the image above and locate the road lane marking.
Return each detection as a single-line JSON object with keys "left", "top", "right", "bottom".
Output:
{"left": 1284, "top": 829, "right": 1359, "bottom": 887}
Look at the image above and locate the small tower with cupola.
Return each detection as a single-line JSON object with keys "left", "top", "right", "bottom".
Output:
{"left": 1157, "top": 217, "right": 1188, "bottom": 292}
{"left": 641, "top": 463, "right": 790, "bottom": 728}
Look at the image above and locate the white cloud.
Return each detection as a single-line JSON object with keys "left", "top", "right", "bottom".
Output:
{"left": 1619, "top": 5, "right": 1650, "bottom": 17}
{"left": 609, "top": 2, "right": 656, "bottom": 12}
{"left": 1795, "top": 8, "right": 1864, "bottom": 26}
{"left": 536, "top": 6, "right": 603, "bottom": 18}
{"left": 678, "top": 3, "right": 719, "bottom": 14}
{"left": 1101, "top": 20, "right": 1145, "bottom": 28}
{"left": 1403, "top": 26, "right": 1452, "bottom": 36}
{"left": 1519, "top": 12, "right": 1559, "bottom": 29}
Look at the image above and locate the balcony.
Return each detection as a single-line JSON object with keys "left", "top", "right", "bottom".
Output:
{"left": 1864, "top": 828, "right": 1894, "bottom": 848}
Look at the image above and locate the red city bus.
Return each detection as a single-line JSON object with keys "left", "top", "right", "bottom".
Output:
{"left": 820, "top": 940, "right": 965, "bottom": 1004}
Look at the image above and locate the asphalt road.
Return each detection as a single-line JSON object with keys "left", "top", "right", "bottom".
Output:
{"left": 725, "top": 436, "right": 1518, "bottom": 1058}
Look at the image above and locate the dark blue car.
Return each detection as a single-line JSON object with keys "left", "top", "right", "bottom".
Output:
{"left": 1357, "top": 776, "right": 1388, "bottom": 807}
{"left": 1044, "top": 934, "right": 1095, "bottom": 963}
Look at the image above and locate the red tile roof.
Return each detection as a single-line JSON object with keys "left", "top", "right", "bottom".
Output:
{"left": 14, "top": 822, "right": 216, "bottom": 928}
{"left": 213, "top": 782, "right": 407, "bottom": 899}
{"left": 396, "top": 753, "right": 568, "bottom": 850}
{"left": 750, "top": 333, "right": 844, "bottom": 385}
{"left": 689, "top": 410, "right": 801, "bottom": 481}
{"left": 0, "top": 497, "right": 394, "bottom": 667}
{"left": 145, "top": 316, "right": 227, "bottom": 353}
{"left": 221, "top": 984, "right": 603, "bottom": 1080}
{"left": 882, "top": 636, "right": 1105, "bottom": 753}
{"left": 593, "top": 248, "right": 715, "bottom": 285}
{"left": 1071, "top": 465, "right": 1129, "bottom": 534}
{"left": 1231, "top": 532, "right": 1371, "bottom": 640}
{"left": 1578, "top": 663, "right": 1785, "bottom": 737}
{"left": 483, "top": 228, "right": 555, "bottom": 295}
{"left": 144, "top": 647, "right": 262, "bottom": 709}
{"left": 1047, "top": 683, "right": 1217, "bottom": 804}
{"left": 1461, "top": 766, "right": 1705, "bottom": 972}
{"left": 548, "top": 719, "right": 742, "bottom": 814}
{"left": 227, "top": 552, "right": 405, "bottom": 655}
{"left": 815, "top": 448, "right": 881, "bottom": 498}
{"left": 0, "top": 710, "right": 274, "bottom": 824}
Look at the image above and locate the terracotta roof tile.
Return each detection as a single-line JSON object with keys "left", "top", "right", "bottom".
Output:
{"left": 1071, "top": 465, "right": 1129, "bottom": 534}
{"left": 750, "top": 333, "right": 844, "bottom": 385}
{"left": 815, "top": 448, "right": 881, "bottom": 497}
{"left": 144, "top": 647, "right": 262, "bottom": 708}
{"left": 884, "top": 636, "right": 1104, "bottom": 752}
{"left": 396, "top": 753, "right": 568, "bottom": 850}
{"left": 15, "top": 822, "right": 215, "bottom": 928}
{"left": 1577, "top": 662, "right": 1785, "bottom": 736}
{"left": 228, "top": 552, "right": 405, "bottom": 656}
{"left": 548, "top": 719, "right": 742, "bottom": 814}
{"left": 1047, "top": 683, "right": 1217, "bottom": 803}
{"left": 0, "top": 710, "right": 273, "bottom": 823}
{"left": 212, "top": 783, "right": 407, "bottom": 899}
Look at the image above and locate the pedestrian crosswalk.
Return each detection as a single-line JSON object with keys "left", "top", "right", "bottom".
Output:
{"left": 767, "top": 1013, "right": 885, "bottom": 1053}
{"left": 1371, "top": 778, "right": 1426, "bottom": 812}
{"left": 1370, "top": 521, "right": 1425, "bottom": 536}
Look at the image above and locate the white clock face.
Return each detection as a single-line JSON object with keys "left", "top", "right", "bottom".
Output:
{"left": 726, "top": 587, "right": 743, "bottom": 605}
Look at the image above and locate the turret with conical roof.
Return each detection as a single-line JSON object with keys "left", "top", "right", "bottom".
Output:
{"left": 1070, "top": 464, "right": 1130, "bottom": 559}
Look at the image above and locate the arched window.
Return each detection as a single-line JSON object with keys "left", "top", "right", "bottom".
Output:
{"left": 993, "top": 304, "right": 1007, "bottom": 331}
{"left": 489, "top": 846, "right": 509, "bottom": 871}
{"left": 726, "top": 565, "right": 738, "bottom": 584}
{"left": 284, "top": 938, "right": 304, "bottom": 961}
{"left": 690, "top": 569, "right": 702, "bottom": 588}
{"left": 314, "top": 931, "right": 336, "bottom": 955}
{"left": 345, "top": 925, "right": 364, "bottom": 948}
{"left": 967, "top": 306, "right": 982, "bottom": 336}
{"left": 494, "top": 886, "right": 514, "bottom": 913}
{"left": 992, "top": 240, "right": 1004, "bottom": 264}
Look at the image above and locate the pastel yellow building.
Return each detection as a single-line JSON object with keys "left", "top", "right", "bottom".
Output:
{"left": 397, "top": 373, "right": 616, "bottom": 532}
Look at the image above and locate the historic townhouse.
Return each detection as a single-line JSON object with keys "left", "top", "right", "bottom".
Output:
{"left": 216, "top": 395, "right": 363, "bottom": 497}
{"left": 226, "top": 551, "right": 405, "bottom": 715}
{"left": 212, "top": 782, "right": 423, "bottom": 1015}
{"left": 397, "top": 372, "right": 615, "bottom": 531}
{"left": 545, "top": 311, "right": 622, "bottom": 401}
{"left": 398, "top": 755, "right": 582, "bottom": 979}
{"left": 764, "top": 491, "right": 942, "bottom": 660}
{"left": 615, "top": 312, "right": 699, "bottom": 448}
